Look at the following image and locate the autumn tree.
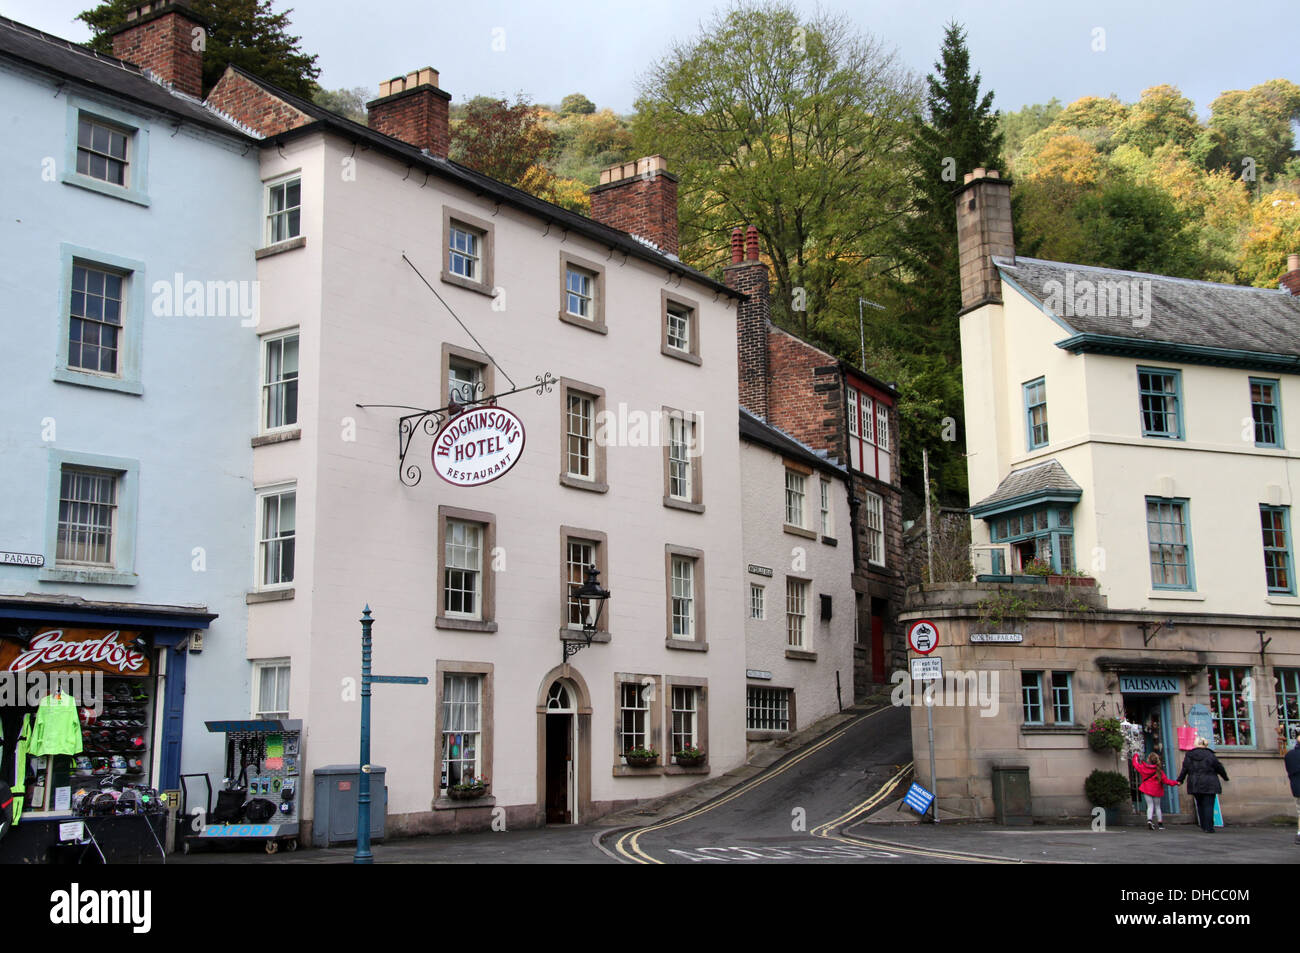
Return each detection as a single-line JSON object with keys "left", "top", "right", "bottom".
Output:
{"left": 632, "top": 1, "right": 919, "bottom": 338}
{"left": 450, "top": 95, "right": 557, "bottom": 187}
{"left": 1209, "top": 80, "right": 1300, "bottom": 182}
{"left": 79, "top": 0, "right": 320, "bottom": 97}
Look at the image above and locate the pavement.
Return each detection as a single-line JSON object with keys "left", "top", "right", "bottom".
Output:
{"left": 168, "top": 692, "right": 1300, "bottom": 865}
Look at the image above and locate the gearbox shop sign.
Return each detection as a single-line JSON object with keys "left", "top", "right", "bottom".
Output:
{"left": 432, "top": 406, "right": 526, "bottom": 487}
{"left": 0, "top": 628, "right": 149, "bottom": 675}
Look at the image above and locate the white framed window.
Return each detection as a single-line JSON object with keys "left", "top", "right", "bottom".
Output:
{"left": 749, "top": 583, "right": 765, "bottom": 620}
{"left": 448, "top": 223, "right": 482, "bottom": 280}
{"left": 786, "top": 578, "right": 808, "bottom": 648}
{"left": 670, "top": 686, "right": 698, "bottom": 759}
{"left": 619, "top": 683, "right": 650, "bottom": 756}
{"left": 256, "top": 486, "right": 296, "bottom": 588}
{"left": 747, "top": 687, "right": 791, "bottom": 732}
{"left": 448, "top": 356, "right": 483, "bottom": 406}
{"left": 566, "top": 538, "right": 597, "bottom": 628}
{"left": 565, "top": 266, "right": 593, "bottom": 319}
{"left": 441, "top": 673, "right": 483, "bottom": 790}
{"left": 68, "top": 263, "right": 125, "bottom": 376}
{"left": 666, "top": 303, "right": 691, "bottom": 352}
{"left": 566, "top": 392, "right": 595, "bottom": 479}
{"left": 261, "top": 331, "right": 299, "bottom": 431}
{"left": 266, "top": 175, "right": 302, "bottom": 245}
{"left": 56, "top": 467, "right": 118, "bottom": 567}
{"left": 875, "top": 402, "right": 889, "bottom": 451}
{"left": 847, "top": 388, "right": 859, "bottom": 437}
{"left": 820, "top": 479, "right": 833, "bottom": 537}
{"left": 785, "top": 470, "right": 807, "bottom": 528}
{"left": 860, "top": 392, "right": 875, "bottom": 444}
{"left": 252, "top": 659, "right": 290, "bottom": 720}
{"left": 444, "top": 519, "right": 483, "bottom": 618}
{"left": 76, "top": 114, "right": 129, "bottom": 187}
{"left": 865, "top": 491, "right": 885, "bottom": 566}
{"left": 668, "top": 417, "right": 694, "bottom": 500}
{"left": 671, "top": 555, "right": 696, "bottom": 639}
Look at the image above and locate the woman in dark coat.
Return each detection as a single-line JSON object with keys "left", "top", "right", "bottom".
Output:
{"left": 1177, "top": 737, "right": 1229, "bottom": 832}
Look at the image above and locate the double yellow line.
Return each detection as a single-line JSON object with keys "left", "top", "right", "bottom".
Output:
{"left": 614, "top": 705, "right": 1018, "bottom": 864}
{"left": 614, "top": 707, "right": 886, "bottom": 864}
{"left": 813, "top": 766, "right": 1017, "bottom": 864}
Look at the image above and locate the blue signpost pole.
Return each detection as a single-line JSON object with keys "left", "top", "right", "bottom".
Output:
{"left": 354, "top": 605, "right": 429, "bottom": 865}
{"left": 356, "top": 606, "right": 375, "bottom": 864}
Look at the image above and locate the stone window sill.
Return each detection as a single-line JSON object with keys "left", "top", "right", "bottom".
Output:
{"left": 665, "top": 638, "right": 708, "bottom": 652}
{"left": 61, "top": 172, "right": 150, "bottom": 207}
{"left": 255, "top": 236, "right": 306, "bottom": 259}
{"left": 247, "top": 588, "right": 295, "bottom": 604}
{"left": 785, "top": 648, "right": 817, "bottom": 662}
{"left": 436, "top": 617, "right": 499, "bottom": 633}
{"left": 1020, "top": 724, "right": 1085, "bottom": 735}
{"left": 663, "top": 497, "right": 705, "bottom": 514}
{"left": 40, "top": 567, "right": 137, "bottom": 587}
{"left": 53, "top": 367, "right": 143, "bottom": 396}
{"left": 821, "top": 535, "right": 838, "bottom": 546}
{"left": 252, "top": 428, "right": 301, "bottom": 447}
{"left": 433, "top": 796, "right": 496, "bottom": 811}
{"left": 558, "top": 628, "right": 611, "bottom": 643}
{"left": 661, "top": 344, "right": 702, "bottom": 366}
{"left": 559, "top": 311, "right": 608, "bottom": 334}
{"left": 1266, "top": 595, "right": 1300, "bottom": 606}
{"left": 560, "top": 474, "right": 609, "bottom": 493}
{"left": 784, "top": 524, "right": 816, "bottom": 540}
{"left": 440, "top": 270, "right": 496, "bottom": 297}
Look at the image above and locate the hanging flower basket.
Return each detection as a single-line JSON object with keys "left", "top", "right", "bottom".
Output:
{"left": 1087, "top": 716, "right": 1124, "bottom": 753}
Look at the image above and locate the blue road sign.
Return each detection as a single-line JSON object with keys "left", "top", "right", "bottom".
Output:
{"left": 903, "top": 782, "right": 935, "bottom": 816}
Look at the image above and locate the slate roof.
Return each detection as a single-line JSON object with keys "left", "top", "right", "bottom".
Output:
{"left": 996, "top": 256, "right": 1300, "bottom": 359}
{"left": 224, "top": 66, "right": 742, "bottom": 300}
{"left": 0, "top": 15, "right": 253, "bottom": 140}
{"left": 970, "top": 459, "right": 1081, "bottom": 514}
{"left": 739, "top": 407, "right": 846, "bottom": 479}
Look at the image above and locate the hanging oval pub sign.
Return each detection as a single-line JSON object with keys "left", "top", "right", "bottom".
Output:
{"left": 432, "top": 406, "right": 526, "bottom": 487}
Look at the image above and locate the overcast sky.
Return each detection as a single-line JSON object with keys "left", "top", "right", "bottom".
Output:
{"left": 4, "top": 0, "right": 1296, "bottom": 118}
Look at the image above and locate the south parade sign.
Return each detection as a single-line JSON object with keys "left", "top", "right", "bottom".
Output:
{"left": 432, "top": 406, "right": 526, "bottom": 487}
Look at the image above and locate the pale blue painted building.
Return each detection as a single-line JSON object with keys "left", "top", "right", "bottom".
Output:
{"left": 0, "top": 13, "right": 261, "bottom": 848}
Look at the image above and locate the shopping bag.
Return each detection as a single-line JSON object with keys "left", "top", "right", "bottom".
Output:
{"left": 1177, "top": 723, "right": 1197, "bottom": 750}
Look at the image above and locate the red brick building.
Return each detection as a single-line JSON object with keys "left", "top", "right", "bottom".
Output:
{"left": 727, "top": 228, "right": 906, "bottom": 696}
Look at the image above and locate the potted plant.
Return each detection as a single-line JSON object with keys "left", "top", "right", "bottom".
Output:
{"left": 1087, "top": 716, "right": 1124, "bottom": 753}
{"left": 1012, "top": 558, "right": 1050, "bottom": 584}
{"left": 1085, "top": 769, "right": 1130, "bottom": 827}
{"left": 624, "top": 746, "right": 659, "bottom": 767}
{"left": 448, "top": 778, "right": 490, "bottom": 800}
{"left": 1047, "top": 568, "right": 1098, "bottom": 587}
{"left": 673, "top": 744, "right": 706, "bottom": 767}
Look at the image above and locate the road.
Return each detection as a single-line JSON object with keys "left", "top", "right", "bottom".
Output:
{"left": 604, "top": 704, "right": 1000, "bottom": 864}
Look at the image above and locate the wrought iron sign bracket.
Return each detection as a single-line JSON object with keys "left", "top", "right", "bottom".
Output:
{"left": 561, "top": 633, "right": 595, "bottom": 663}
{"left": 357, "top": 372, "right": 557, "bottom": 487}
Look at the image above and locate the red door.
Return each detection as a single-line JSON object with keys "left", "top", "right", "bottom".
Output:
{"left": 870, "top": 599, "right": 886, "bottom": 682}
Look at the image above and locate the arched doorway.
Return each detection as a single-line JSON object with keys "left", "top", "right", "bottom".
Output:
{"left": 535, "top": 665, "right": 592, "bottom": 825}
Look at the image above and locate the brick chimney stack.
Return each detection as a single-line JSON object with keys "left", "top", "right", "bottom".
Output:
{"left": 367, "top": 68, "right": 451, "bottom": 158}
{"left": 589, "top": 155, "right": 679, "bottom": 256}
{"left": 1282, "top": 253, "right": 1300, "bottom": 296}
{"left": 726, "top": 225, "right": 771, "bottom": 420}
{"left": 955, "top": 168, "right": 1015, "bottom": 310}
{"left": 108, "top": 2, "right": 206, "bottom": 98}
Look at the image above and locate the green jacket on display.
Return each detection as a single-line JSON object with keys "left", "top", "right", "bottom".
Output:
{"left": 28, "top": 693, "right": 83, "bottom": 757}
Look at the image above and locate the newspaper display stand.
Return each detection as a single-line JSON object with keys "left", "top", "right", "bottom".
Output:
{"left": 180, "top": 719, "right": 303, "bottom": 854}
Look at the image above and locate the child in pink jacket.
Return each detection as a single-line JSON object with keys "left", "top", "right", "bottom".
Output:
{"left": 1133, "top": 752, "right": 1178, "bottom": 830}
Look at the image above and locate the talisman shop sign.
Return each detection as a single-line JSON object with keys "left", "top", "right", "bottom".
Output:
{"left": 432, "top": 406, "right": 526, "bottom": 487}
{"left": 1, "top": 628, "right": 150, "bottom": 675}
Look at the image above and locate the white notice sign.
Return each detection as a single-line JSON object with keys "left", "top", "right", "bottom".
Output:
{"left": 58, "top": 821, "right": 84, "bottom": 842}
{"left": 910, "top": 657, "right": 943, "bottom": 681}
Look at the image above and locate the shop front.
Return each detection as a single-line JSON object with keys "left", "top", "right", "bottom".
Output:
{"left": 0, "top": 597, "right": 215, "bottom": 863}
{"left": 902, "top": 583, "right": 1300, "bottom": 823}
